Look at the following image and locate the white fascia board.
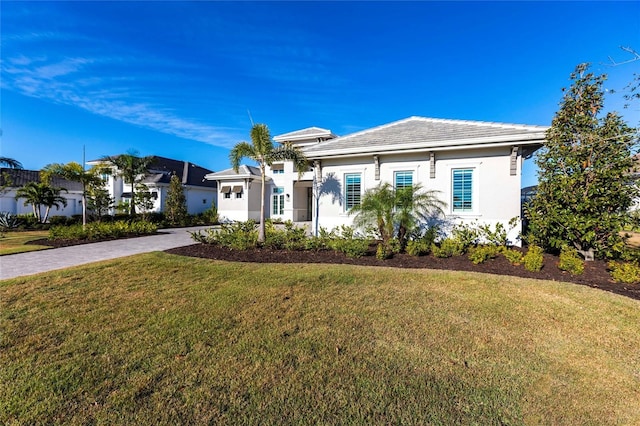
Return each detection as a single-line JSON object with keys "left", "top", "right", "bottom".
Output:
{"left": 304, "top": 133, "right": 546, "bottom": 159}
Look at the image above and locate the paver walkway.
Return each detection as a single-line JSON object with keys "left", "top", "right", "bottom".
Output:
{"left": 0, "top": 226, "right": 211, "bottom": 280}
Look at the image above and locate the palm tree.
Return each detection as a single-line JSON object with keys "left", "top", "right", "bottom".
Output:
{"left": 0, "top": 157, "right": 22, "bottom": 169}
{"left": 230, "top": 123, "right": 308, "bottom": 242}
{"left": 15, "top": 182, "right": 68, "bottom": 223}
{"left": 394, "top": 183, "right": 446, "bottom": 249}
{"left": 350, "top": 182, "right": 446, "bottom": 251}
{"left": 41, "top": 162, "right": 104, "bottom": 227}
{"left": 100, "top": 151, "right": 156, "bottom": 216}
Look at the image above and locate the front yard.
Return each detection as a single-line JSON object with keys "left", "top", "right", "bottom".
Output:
{"left": 1, "top": 252, "right": 639, "bottom": 424}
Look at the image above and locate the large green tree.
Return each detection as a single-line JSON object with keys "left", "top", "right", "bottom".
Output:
{"left": 165, "top": 174, "right": 188, "bottom": 225}
{"left": 230, "top": 123, "right": 308, "bottom": 242}
{"left": 41, "top": 162, "right": 104, "bottom": 227}
{"left": 526, "top": 63, "right": 638, "bottom": 260}
{"left": 15, "top": 182, "right": 68, "bottom": 223}
{"left": 100, "top": 151, "right": 156, "bottom": 216}
{"left": 350, "top": 182, "right": 445, "bottom": 251}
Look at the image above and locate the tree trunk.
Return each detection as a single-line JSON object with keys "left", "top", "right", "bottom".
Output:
{"left": 82, "top": 184, "right": 87, "bottom": 228}
{"left": 574, "top": 242, "right": 595, "bottom": 261}
{"left": 258, "top": 164, "right": 266, "bottom": 243}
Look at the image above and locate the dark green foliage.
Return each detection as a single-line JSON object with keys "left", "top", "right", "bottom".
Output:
{"left": 191, "top": 221, "right": 258, "bottom": 250}
{"left": 527, "top": 64, "right": 638, "bottom": 260}
{"left": 558, "top": 246, "right": 585, "bottom": 275}
{"left": 330, "top": 226, "right": 370, "bottom": 258}
{"left": 468, "top": 245, "right": 501, "bottom": 265}
{"left": 49, "top": 220, "right": 157, "bottom": 241}
{"left": 48, "top": 215, "right": 81, "bottom": 226}
{"left": 451, "top": 223, "right": 480, "bottom": 252}
{"left": 264, "top": 220, "right": 308, "bottom": 250}
{"left": 432, "top": 238, "right": 465, "bottom": 258}
{"left": 608, "top": 261, "right": 640, "bottom": 284}
{"left": 165, "top": 174, "right": 188, "bottom": 226}
{"left": 0, "top": 212, "right": 21, "bottom": 232}
{"left": 523, "top": 245, "right": 545, "bottom": 272}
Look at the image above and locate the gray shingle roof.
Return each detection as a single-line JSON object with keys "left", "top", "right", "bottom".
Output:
{"left": 274, "top": 127, "right": 335, "bottom": 142}
{"left": 303, "top": 116, "right": 548, "bottom": 157}
{"left": 204, "top": 165, "right": 262, "bottom": 180}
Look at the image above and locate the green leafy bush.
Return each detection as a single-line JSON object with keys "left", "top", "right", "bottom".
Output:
{"left": 264, "top": 220, "right": 308, "bottom": 251}
{"left": 558, "top": 246, "right": 585, "bottom": 275}
{"left": 406, "top": 239, "right": 430, "bottom": 256}
{"left": 49, "top": 220, "right": 157, "bottom": 241}
{"left": 190, "top": 221, "right": 258, "bottom": 250}
{"left": 329, "top": 226, "right": 370, "bottom": 258}
{"left": 451, "top": 222, "right": 480, "bottom": 252}
{"left": 523, "top": 245, "right": 545, "bottom": 272}
{"left": 608, "top": 261, "right": 640, "bottom": 284}
{"left": 468, "top": 245, "right": 500, "bottom": 265}
{"left": 502, "top": 248, "right": 524, "bottom": 266}
{"left": 432, "top": 238, "right": 465, "bottom": 258}
{"left": 0, "top": 212, "right": 21, "bottom": 233}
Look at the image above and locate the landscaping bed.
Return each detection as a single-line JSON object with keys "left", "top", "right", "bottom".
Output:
{"left": 166, "top": 243, "right": 640, "bottom": 301}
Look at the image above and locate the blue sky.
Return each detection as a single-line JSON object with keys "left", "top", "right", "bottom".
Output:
{"left": 1, "top": 1, "right": 639, "bottom": 187}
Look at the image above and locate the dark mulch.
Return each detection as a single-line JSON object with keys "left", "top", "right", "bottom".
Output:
{"left": 166, "top": 244, "right": 640, "bottom": 302}
{"left": 27, "top": 232, "right": 167, "bottom": 248}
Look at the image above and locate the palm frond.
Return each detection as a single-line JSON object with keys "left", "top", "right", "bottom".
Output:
{"left": 229, "top": 142, "right": 258, "bottom": 172}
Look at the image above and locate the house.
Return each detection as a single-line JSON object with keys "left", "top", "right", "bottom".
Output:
{"left": 209, "top": 116, "right": 548, "bottom": 244}
{"left": 87, "top": 156, "right": 217, "bottom": 215}
{"left": 204, "top": 165, "right": 263, "bottom": 222}
{"left": 0, "top": 168, "right": 84, "bottom": 217}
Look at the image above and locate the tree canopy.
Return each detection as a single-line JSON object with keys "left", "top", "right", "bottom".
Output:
{"left": 526, "top": 63, "right": 638, "bottom": 260}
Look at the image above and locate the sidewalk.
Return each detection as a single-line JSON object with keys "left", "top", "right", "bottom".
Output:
{"left": 0, "top": 226, "right": 211, "bottom": 280}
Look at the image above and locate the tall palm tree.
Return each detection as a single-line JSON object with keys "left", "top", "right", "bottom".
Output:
{"left": 350, "top": 182, "right": 446, "bottom": 251}
{"left": 230, "top": 123, "right": 308, "bottom": 242}
{"left": 0, "top": 157, "right": 22, "bottom": 169}
{"left": 100, "top": 151, "right": 156, "bottom": 216}
{"left": 15, "top": 182, "right": 68, "bottom": 223}
{"left": 41, "top": 162, "right": 104, "bottom": 227}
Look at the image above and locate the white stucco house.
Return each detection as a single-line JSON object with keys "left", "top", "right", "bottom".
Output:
{"left": 207, "top": 116, "right": 548, "bottom": 243}
{"left": 87, "top": 156, "right": 217, "bottom": 215}
{"left": 0, "top": 168, "right": 85, "bottom": 218}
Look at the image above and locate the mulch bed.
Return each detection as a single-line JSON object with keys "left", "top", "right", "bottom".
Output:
{"left": 166, "top": 244, "right": 640, "bottom": 302}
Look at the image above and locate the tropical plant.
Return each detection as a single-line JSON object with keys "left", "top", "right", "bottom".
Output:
{"left": 165, "top": 174, "right": 188, "bottom": 225}
{"left": 41, "top": 162, "right": 105, "bottom": 227}
{"left": 230, "top": 123, "right": 308, "bottom": 242}
{"left": 0, "top": 157, "right": 22, "bottom": 168}
{"left": 86, "top": 186, "right": 113, "bottom": 221}
{"left": 350, "top": 182, "right": 445, "bottom": 252}
{"left": 526, "top": 63, "right": 638, "bottom": 261}
{"left": 15, "top": 182, "right": 68, "bottom": 223}
{"left": 100, "top": 151, "right": 156, "bottom": 216}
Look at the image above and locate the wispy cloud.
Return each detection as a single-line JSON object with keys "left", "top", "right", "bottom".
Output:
{"left": 2, "top": 54, "right": 242, "bottom": 148}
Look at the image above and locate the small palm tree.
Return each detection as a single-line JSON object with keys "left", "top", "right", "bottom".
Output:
{"left": 230, "top": 123, "right": 308, "bottom": 242}
{"left": 15, "top": 182, "right": 68, "bottom": 223}
{"left": 350, "top": 182, "right": 446, "bottom": 251}
{"left": 41, "top": 162, "right": 104, "bottom": 227}
{"left": 100, "top": 151, "right": 156, "bottom": 216}
{"left": 0, "top": 157, "right": 22, "bottom": 169}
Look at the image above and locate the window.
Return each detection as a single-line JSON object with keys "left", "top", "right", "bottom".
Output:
{"left": 272, "top": 164, "right": 284, "bottom": 174}
{"left": 272, "top": 187, "right": 284, "bottom": 215}
{"left": 232, "top": 185, "right": 243, "bottom": 199}
{"left": 235, "top": 192, "right": 242, "bottom": 199}
{"left": 452, "top": 169, "right": 473, "bottom": 212}
{"left": 345, "top": 173, "right": 361, "bottom": 210}
{"left": 394, "top": 171, "right": 413, "bottom": 191}
{"left": 221, "top": 186, "right": 231, "bottom": 199}
{"left": 224, "top": 192, "right": 231, "bottom": 199}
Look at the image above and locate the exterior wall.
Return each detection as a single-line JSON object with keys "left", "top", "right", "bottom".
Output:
{"left": 266, "top": 162, "right": 313, "bottom": 222}
{"left": 216, "top": 180, "right": 261, "bottom": 222}
{"left": 313, "top": 147, "right": 524, "bottom": 244}
{"left": 184, "top": 187, "right": 217, "bottom": 214}
{"left": 2, "top": 189, "right": 84, "bottom": 218}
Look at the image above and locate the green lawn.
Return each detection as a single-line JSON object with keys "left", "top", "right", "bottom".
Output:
{"left": 0, "top": 230, "right": 50, "bottom": 255}
{"left": 1, "top": 253, "right": 639, "bottom": 425}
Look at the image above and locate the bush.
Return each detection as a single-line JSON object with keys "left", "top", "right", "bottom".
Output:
{"left": 502, "top": 248, "right": 524, "bottom": 266}
{"left": 432, "top": 238, "right": 464, "bottom": 258}
{"left": 330, "top": 226, "right": 370, "bottom": 258}
{"left": 0, "top": 212, "right": 21, "bottom": 233}
{"left": 451, "top": 222, "right": 480, "bottom": 252}
{"left": 558, "top": 246, "right": 585, "bottom": 275}
{"left": 304, "top": 227, "right": 334, "bottom": 251}
{"left": 406, "top": 239, "right": 430, "bottom": 256}
{"left": 264, "top": 220, "right": 308, "bottom": 251}
{"left": 523, "top": 245, "right": 545, "bottom": 272}
{"left": 468, "top": 245, "right": 501, "bottom": 265}
{"left": 49, "top": 215, "right": 79, "bottom": 226}
{"left": 190, "top": 221, "right": 258, "bottom": 250}
{"left": 376, "top": 242, "right": 395, "bottom": 260}
{"left": 608, "top": 261, "right": 640, "bottom": 284}
{"left": 49, "top": 220, "right": 157, "bottom": 241}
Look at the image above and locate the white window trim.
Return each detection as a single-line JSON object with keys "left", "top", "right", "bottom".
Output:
{"left": 343, "top": 171, "right": 363, "bottom": 213}
{"left": 447, "top": 162, "right": 481, "bottom": 217}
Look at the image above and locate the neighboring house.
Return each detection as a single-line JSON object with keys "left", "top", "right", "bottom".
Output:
{"left": 0, "top": 168, "right": 84, "bottom": 217}
{"left": 207, "top": 116, "right": 548, "bottom": 244}
{"left": 87, "top": 156, "right": 217, "bottom": 215}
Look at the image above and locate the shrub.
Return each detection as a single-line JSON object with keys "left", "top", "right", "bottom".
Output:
{"left": 432, "top": 238, "right": 464, "bottom": 258}
{"left": 608, "top": 261, "right": 640, "bottom": 284}
{"left": 558, "top": 246, "right": 585, "bottom": 275}
{"left": 502, "top": 248, "right": 524, "bottom": 266}
{"left": 263, "top": 220, "right": 308, "bottom": 251}
{"left": 406, "top": 239, "right": 430, "bottom": 256}
{"left": 468, "top": 245, "right": 501, "bottom": 265}
{"left": 304, "top": 227, "right": 334, "bottom": 251}
{"left": 49, "top": 216, "right": 77, "bottom": 226}
{"left": 376, "top": 242, "right": 395, "bottom": 260}
{"left": 0, "top": 212, "right": 21, "bottom": 233}
{"left": 523, "top": 245, "right": 545, "bottom": 272}
{"left": 330, "top": 226, "right": 370, "bottom": 258}
{"left": 190, "top": 221, "right": 258, "bottom": 250}
{"left": 49, "top": 220, "right": 157, "bottom": 241}
{"left": 451, "top": 222, "right": 480, "bottom": 252}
